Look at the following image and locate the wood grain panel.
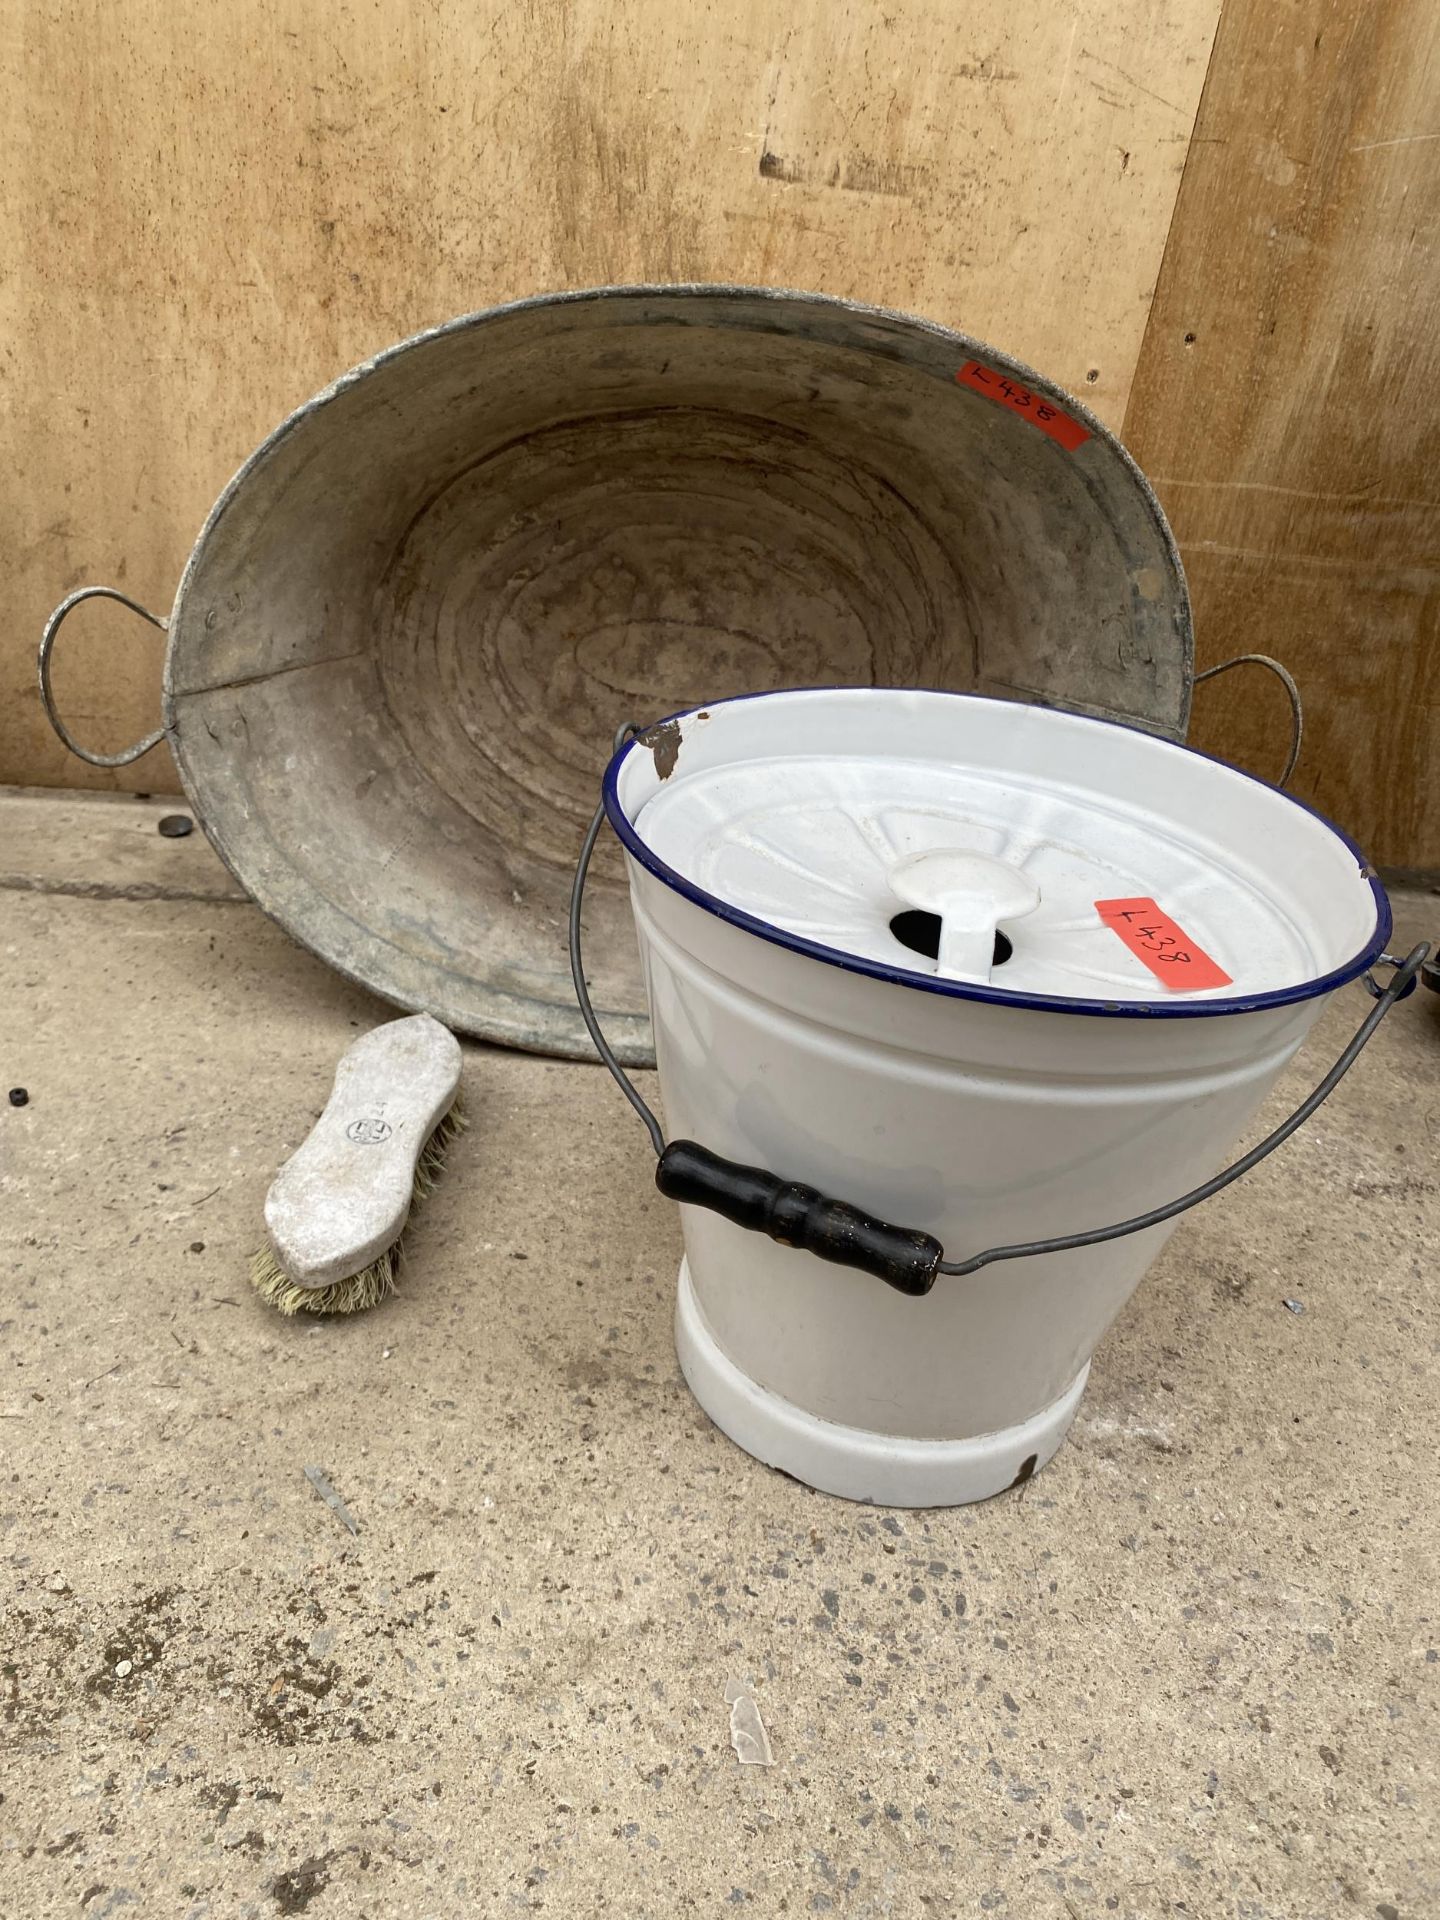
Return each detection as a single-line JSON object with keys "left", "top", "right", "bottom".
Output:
{"left": 0, "top": 0, "right": 1220, "bottom": 791}
{"left": 1124, "top": 0, "right": 1440, "bottom": 871}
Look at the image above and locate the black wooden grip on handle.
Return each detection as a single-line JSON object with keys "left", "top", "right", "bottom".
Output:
{"left": 655, "top": 1139, "right": 942, "bottom": 1297}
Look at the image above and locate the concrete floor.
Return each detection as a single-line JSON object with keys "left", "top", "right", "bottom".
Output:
{"left": 2, "top": 788, "right": 1438, "bottom": 1920}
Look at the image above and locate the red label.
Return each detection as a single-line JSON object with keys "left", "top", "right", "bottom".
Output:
{"left": 955, "top": 359, "right": 1091, "bottom": 451}
{"left": 1095, "top": 898, "right": 1232, "bottom": 991}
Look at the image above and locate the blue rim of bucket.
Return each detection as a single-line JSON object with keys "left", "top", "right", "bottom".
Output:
{"left": 602, "top": 687, "right": 1393, "bottom": 1021}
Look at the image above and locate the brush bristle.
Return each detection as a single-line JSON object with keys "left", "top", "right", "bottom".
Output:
{"left": 250, "top": 1095, "right": 467, "bottom": 1317}
{"left": 413, "top": 1097, "right": 466, "bottom": 1198}
{"left": 249, "top": 1242, "right": 398, "bottom": 1316}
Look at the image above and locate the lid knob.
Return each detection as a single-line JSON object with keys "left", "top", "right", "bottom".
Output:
{"left": 889, "top": 850, "right": 1041, "bottom": 983}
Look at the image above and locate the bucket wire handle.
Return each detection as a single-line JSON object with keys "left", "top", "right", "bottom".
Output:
{"left": 933, "top": 941, "right": 1427, "bottom": 1277}
{"left": 569, "top": 740, "right": 666, "bottom": 1161}
{"left": 38, "top": 585, "right": 169, "bottom": 767}
{"left": 1194, "top": 653, "right": 1303, "bottom": 788}
{"left": 572, "top": 740, "right": 1429, "bottom": 1297}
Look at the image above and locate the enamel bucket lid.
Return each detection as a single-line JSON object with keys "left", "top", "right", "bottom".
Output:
{"left": 611, "top": 688, "right": 1390, "bottom": 1017}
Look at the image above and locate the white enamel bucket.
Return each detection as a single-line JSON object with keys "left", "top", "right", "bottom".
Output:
{"left": 583, "top": 688, "right": 1398, "bottom": 1505}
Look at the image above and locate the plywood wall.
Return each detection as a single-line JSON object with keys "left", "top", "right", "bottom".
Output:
{"left": 1124, "top": 0, "right": 1440, "bottom": 871}
{"left": 5, "top": 0, "right": 1436, "bottom": 869}
{"left": 1, "top": 0, "right": 1220, "bottom": 792}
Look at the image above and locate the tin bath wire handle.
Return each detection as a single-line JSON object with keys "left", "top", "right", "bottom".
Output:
{"left": 39, "top": 586, "right": 169, "bottom": 767}
{"left": 1194, "top": 653, "right": 1304, "bottom": 789}
{"left": 571, "top": 786, "right": 1430, "bottom": 1299}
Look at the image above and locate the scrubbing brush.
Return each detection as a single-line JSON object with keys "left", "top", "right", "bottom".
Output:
{"left": 250, "top": 1014, "right": 466, "bottom": 1315}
